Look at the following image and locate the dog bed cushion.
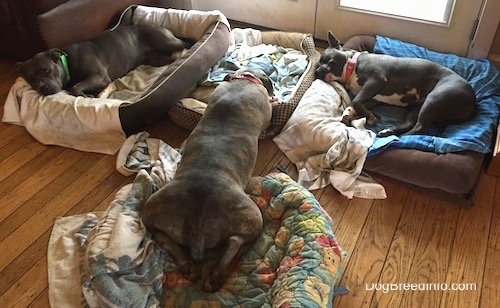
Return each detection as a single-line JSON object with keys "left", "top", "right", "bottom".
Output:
{"left": 323, "top": 35, "right": 499, "bottom": 204}
{"left": 2, "top": 5, "right": 231, "bottom": 154}
{"left": 363, "top": 36, "right": 500, "bottom": 205}
{"left": 47, "top": 132, "right": 347, "bottom": 307}
{"left": 368, "top": 36, "right": 500, "bottom": 156}
{"left": 168, "top": 28, "right": 320, "bottom": 138}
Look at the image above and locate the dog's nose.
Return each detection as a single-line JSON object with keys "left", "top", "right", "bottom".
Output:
{"left": 315, "top": 65, "right": 330, "bottom": 80}
{"left": 38, "top": 84, "right": 56, "bottom": 95}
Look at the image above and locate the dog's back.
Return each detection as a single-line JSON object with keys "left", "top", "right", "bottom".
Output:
{"left": 175, "top": 80, "right": 271, "bottom": 187}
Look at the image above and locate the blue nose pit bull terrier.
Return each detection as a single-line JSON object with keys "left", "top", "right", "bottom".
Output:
{"left": 316, "top": 32, "right": 477, "bottom": 137}
{"left": 142, "top": 68, "right": 273, "bottom": 293}
{"left": 14, "top": 24, "right": 188, "bottom": 97}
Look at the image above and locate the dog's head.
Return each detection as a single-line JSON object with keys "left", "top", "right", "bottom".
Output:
{"left": 315, "top": 32, "right": 349, "bottom": 82}
{"left": 224, "top": 68, "right": 274, "bottom": 96}
{"left": 14, "top": 48, "right": 69, "bottom": 95}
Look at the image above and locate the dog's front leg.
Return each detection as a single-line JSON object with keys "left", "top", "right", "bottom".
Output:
{"left": 352, "top": 78, "right": 386, "bottom": 125}
{"left": 203, "top": 235, "right": 245, "bottom": 293}
{"left": 70, "top": 73, "right": 110, "bottom": 97}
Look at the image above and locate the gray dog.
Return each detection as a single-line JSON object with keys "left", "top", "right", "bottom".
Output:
{"left": 316, "top": 32, "right": 477, "bottom": 136}
{"left": 14, "top": 24, "right": 186, "bottom": 97}
{"left": 142, "top": 68, "right": 273, "bottom": 293}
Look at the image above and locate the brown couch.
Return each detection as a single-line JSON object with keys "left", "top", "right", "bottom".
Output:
{"left": 0, "top": 0, "right": 169, "bottom": 60}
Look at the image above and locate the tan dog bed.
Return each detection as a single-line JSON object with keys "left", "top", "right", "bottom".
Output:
{"left": 168, "top": 28, "right": 320, "bottom": 138}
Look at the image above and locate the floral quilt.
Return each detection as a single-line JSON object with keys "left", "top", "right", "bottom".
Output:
{"left": 47, "top": 133, "right": 347, "bottom": 307}
{"left": 162, "top": 173, "right": 347, "bottom": 307}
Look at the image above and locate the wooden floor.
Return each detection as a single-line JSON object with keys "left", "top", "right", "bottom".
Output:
{"left": 0, "top": 54, "right": 498, "bottom": 308}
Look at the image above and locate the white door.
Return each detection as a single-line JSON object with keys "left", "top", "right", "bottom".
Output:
{"left": 192, "top": 0, "right": 317, "bottom": 34}
{"left": 314, "top": 0, "right": 485, "bottom": 56}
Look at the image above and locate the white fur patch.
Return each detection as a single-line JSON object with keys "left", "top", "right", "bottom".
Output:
{"left": 374, "top": 88, "right": 419, "bottom": 107}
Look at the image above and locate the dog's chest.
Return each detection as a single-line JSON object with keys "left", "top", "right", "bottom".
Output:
{"left": 349, "top": 72, "right": 421, "bottom": 107}
{"left": 373, "top": 89, "right": 420, "bottom": 107}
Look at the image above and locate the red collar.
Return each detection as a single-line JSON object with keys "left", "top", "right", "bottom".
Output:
{"left": 227, "top": 72, "right": 278, "bottom": 104}
{"left": 345, "top": 52, "right": 362, "bottom": 82}
{"left": 227, "top": 72, "right": 263, "bottom": 86}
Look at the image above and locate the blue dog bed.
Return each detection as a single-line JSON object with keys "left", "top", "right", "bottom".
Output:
{"left": 363, "top": 36, "right": 500, "bottom": 204}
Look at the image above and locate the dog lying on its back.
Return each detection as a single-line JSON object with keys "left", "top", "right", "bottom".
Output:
{"left": 142, "top": 68, "right": 273, "bottom": 293}
{"left": 316, "top": 32, "right": 477, "bottom": 136}
{"left": 14, "top": 24, "right": 187, "bottom": 97}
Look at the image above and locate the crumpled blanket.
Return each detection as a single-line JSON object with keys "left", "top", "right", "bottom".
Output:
{"left": 196, "top": 28, "right": 309, "bottom": 104}
{"left": 273, "top": 80, "right": 387, "bottom": 199}
{"left": 48, "top": 132, "right": 347, "bottom": 307}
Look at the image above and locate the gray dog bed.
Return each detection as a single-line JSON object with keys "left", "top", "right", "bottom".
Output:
{"left": 2, "top": 5, "right": 230, "bottom": 154}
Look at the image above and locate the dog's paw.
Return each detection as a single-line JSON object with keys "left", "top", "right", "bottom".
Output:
{"left": 377, "top": 128, "right": 394, "bottom": 137}
{"left": 367, "top": 114, "right": 377, "bottom": 126}
{"left": 202, "top": 267, "right": 227, "bottom": 293}
{"left": 178, "top": 260, "right": 198, "bottom": 282}
{"left": 341, "top": 106, "right": 356, "bottom": 125}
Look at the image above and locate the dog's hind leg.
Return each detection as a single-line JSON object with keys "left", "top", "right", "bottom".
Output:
{"left": 202, "top": 235, "right": 246, "bottom": 293}
{"left": 153, "top": 231, "right": 199, "bottom": 281}
{"left": 378, "top": 105, "right": 420, "bottom": 136}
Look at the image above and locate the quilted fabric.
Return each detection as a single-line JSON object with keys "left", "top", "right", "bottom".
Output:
{"left": 162, "top": 173, "right": 346, "bottom": 307}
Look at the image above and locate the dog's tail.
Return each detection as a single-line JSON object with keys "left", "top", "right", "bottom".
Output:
{"left": 188, "top": 212, "right": 206, "bottom": 262}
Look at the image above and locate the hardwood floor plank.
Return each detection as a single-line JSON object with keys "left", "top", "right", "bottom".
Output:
{"left": 28, "top": 287, "right": 50, "bottom": 308}
{"left": 334, "top": 180, "right": 407, "bottom": 307}
{"left": 0, "top": 229, "right": 50, "bottom": 298}
{"left": 0, "top": 172, "right": 130, "bottom": 298}
{"left": 0, "top": 125, "right": 25, "bottom": 148}
{"left": 371, "top": 190, "right": 430, "bottom": 307}
{"left": 0, "top": 154, "right": 116, "bottom": 272}
{"left": 440, "top": 174, "right": 495, "bottom": 307}
{"left": 399, "top": 198, "right": 461, "bottom": 307}
{"left": 317, "top": 186, "right": 351, "bottom": 232}
{"left": 0, "top": 133, "right": 44, "bottom": 177}
{"left": 0, "top": 147, "right": 84, "bottom": 223}
{"left": 0, "top": 254, "right": 47, "bottom": 307}
{"left": 0, "top": 152, "right": 101, "bottom": 242}
{"left": 481, "top": 214, "right": 500, "bottom": 308}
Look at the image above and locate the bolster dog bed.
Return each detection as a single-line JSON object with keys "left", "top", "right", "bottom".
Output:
{"left": 276, "top": 35, "right": 500, "bottom": 205}
{"left": 2, "top": 5, "right": 231, "bottom": 154}
{"left": 168, "top": 27, "right": 320, "bottom": 138}
{"left": 360, "top": 36, "right": 500, "bottom": 205}
{"left": 47, "top": 133, "right": 347, "bottom": 307}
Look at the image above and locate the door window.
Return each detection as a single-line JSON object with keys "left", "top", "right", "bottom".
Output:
{"left": 339, "top": 0, "right": 454, "bottom": 24}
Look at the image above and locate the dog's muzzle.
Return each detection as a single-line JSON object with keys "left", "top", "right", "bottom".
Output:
{"left": 315, "top": 65, "right": 331, "bottom": 80}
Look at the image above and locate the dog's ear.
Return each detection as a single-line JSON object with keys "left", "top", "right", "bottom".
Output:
{"left": 252, "top": 69, "right": 274, "bottom": 96}
{"left": 48, "top": 49, "right": 65, "bottom": 62}
{"left": 327, "top": 31, "right": 342, "bottom": 50}
{"left": 13, "top": 62, "right": 23, "bottom": 73}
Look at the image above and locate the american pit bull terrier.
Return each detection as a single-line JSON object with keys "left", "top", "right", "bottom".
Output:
{"left": 316, "top": 32, "right": 477, "bottom": 136}
{"left": 14, "top": 24, "right": 187, "bottom": 97}
{"left": 142, "top": 68, "right": 273, "bottom": 293}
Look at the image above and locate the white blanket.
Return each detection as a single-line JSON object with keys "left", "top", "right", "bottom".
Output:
{"left": 273, "top": 80, "right": 386, "bottom": 199}
{"left": 48, "top": 132, "right": 182, "bottom": 307}
{"left": 2, "top": 6, "right": 229, "bottom": 155}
